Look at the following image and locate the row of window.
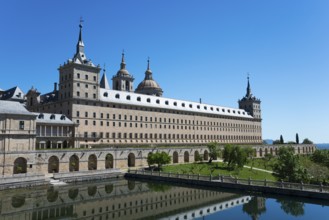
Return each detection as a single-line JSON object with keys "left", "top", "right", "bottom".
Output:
{"left": 78, "top": 120, "right": 260, "bottom": 133}
{"left": 83, "top": 131, "right": 261, "bottom": 141}
{"left": 76, "top": 111, "right": 260, "bottom": 129}
{"left": 107, "top": 93, "right": 247, "bottom": 115}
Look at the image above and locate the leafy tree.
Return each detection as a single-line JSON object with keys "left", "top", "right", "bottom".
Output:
{"left": 311, "top": 150, "right": 329, "bottom": 168}
{"left": 222, "top": 145, "right": 248, "bottom": 170}
{"left": 296, "top": 133, "right": 299, "bottom": 144}
{"left": 277, "top": 199, "right": 304, "bottom": 217}
{"left": 302, "top": 138, "right": 313, "bottom": 144}
{"left": 147, "top": 152, "right": 171, "bottom": 170}
{"left": 280, "top": 135, "right": 284, "bottom": 144}
{"left": 263, "top": 153, "right": 274, "bottom": 170}
{"left": 207, "top": 142, "right": 220, "bottom": 163}
{"left": 273, "top": 147, "right": 308, "bottom": 182}
{"left": 245, "top": 147, "right": 256, "bottom": 170}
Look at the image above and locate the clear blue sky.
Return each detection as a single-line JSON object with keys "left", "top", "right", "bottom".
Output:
{"left": 1, "top": 0, "right": 328, "bottom": 143}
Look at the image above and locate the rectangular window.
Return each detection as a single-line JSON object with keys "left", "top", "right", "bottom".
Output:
{"left": 77, "top": 91, "right": 80, "bottom": 97}
{"left": 84, "top": 132, "right": 88, "bottom": 138}
{"left": 93, "top": 112, "right": 96, "bottom": 118}
{"left": 85, "top": 93, "right": 88, "bottom": 98}
{"left": 19, "top": 121, "right": 24, "bottom": 130}
{"left": 85, "top": 112, "right": 88, "bottom": 117}
{"left": 93, "top": 94, "right": 96, "bottom": 99}
{"left": 93, "top": 76, "right": 97, "bottom": 81}
{"left": 85, "top": 75, "right": 88, "bottom": 80}
{"left": 76, "top": 111, "right": 80, "bottom": 117}
{"left": 101, "top": 113, "right": 103, "bottom": 118}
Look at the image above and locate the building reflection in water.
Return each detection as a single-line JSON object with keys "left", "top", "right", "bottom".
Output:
{"left": 0, "top": 178, "right": 256, "bottom": 220}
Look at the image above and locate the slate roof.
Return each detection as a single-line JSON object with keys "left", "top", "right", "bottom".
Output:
{"left": 0, "top": 100, "right": 34, "bottom": 116}
{"left": 33, "top": 113, "right": 74, "bottom": 125}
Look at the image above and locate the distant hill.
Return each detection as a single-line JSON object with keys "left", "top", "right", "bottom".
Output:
{"left": 316, "top": 144, "right": 329, "bottom": 149}
{"left": 263, "top": 139, "right": 273, "bottom": 145}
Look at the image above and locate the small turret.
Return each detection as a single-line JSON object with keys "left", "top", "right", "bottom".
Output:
{"left": 112, "top": 51, "right": 134, "bottom": 92}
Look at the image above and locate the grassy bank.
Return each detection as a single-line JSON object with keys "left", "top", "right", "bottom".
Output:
{"left": 162, "top": 162, "right": 276, "bottom": 181}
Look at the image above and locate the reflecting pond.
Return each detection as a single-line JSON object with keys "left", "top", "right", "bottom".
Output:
{"left": 0, "top": 178, "right": 328, "bottom": 219}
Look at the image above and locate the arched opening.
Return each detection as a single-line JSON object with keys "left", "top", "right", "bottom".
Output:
{"left": 194, "top": 151, "right": 200, "bottom": 162}
{"left": 13, "top": 157, "right": 27, "bottom": 174}
{"left": 184, "top": 151, "right": 189, "bottom": 163}
{"left": 69, "top": 155, "right": 79, "bottom": 172}
{"left": 47, "top": 187, "right": 58, "bottom": 203}
{"left": 203, "top": 150, "right": 209, "bottom": 161}
{"left": 259, "top": 148, "right": 263, "bottom": 157}
{"left": 128, "top": 153, "right": 135, "bottom": 167}
{"left": 48, "top": 156, "right": 59, "bottom": 173}
{"left": 88, "top": 154, "right": 97, "bottom": 170}
{"left": 11, "top": 195, "right": 25, "bottom": 208}
{"left": 88, "top": 186, "right": 97, "bottom": 197}
{"left": 105, "top": 154, "right": 114, "bottom": 169}
{"left": 68, "top": 188, "right": 79, "bottom": 200}
{"left": 173, "top": 151, "right": 178, "bottom": 164}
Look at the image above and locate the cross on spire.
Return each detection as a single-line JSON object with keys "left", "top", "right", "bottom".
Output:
{"left": 79, "top": 17, "right": 84, "bottom": 28}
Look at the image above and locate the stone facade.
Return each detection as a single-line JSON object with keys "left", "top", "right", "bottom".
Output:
{"left": 25, "top": 23, "right": 263, "bottom": 147}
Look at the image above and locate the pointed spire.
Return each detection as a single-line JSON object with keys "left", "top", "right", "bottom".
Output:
{"left": 246, "top": 73, "right": 252, "bottom": 98}
{"left": 145, "top": 57, "right": 153, "bottom": 80}
{"left": 76, "top": 17, "right": 85, "bottom": 54}
{"left": 120, "top": 50, "right": 126, "bottom": 69}
{"left": 100, "top": 64, "right": 110, "bottom": 89}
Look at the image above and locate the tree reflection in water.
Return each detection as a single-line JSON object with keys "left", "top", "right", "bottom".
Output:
{"left": 277, "top": 199, "right": 305, "bottom": 217}
{"left": 242, "top": 197, "right": 266, "bottom": 220}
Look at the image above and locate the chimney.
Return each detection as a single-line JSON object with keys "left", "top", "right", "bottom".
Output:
{"left": 54, "top": 82, "right": 57, "bottom": 92}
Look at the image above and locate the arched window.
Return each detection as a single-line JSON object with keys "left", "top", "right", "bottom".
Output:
{"left": 184, "top": 151, "right": 189, "bottom": 163}
{"left": 173, "top": 151, "right": 179, "bottom": 163}
{"left": 48, "top": 156, "right": 59, "bottom": 173}
{"left": 115, "top": 94, "right": 120, "bottom": 99}
{"left": 128, "top": 153, "right": 135, "bottom": 167}
{"left": 103, "top": 92, "right": 108, "bottom": 97}
{"left": 126, "top": 95, "right": 131, "bottom": 100}
{"left": 203, "top": 150, "right": 209, "bottom": 161}
{"left": 69, "top": 155, "right": 79, "bottom": 172}
{"left": 13, "top": 157, "right": 27, "bottom": 174}
{"left": 105, "top": 154, "right": 114, "bottom": 169}
{"left": 88, "top": 154, "right": 97, "bottom": 170}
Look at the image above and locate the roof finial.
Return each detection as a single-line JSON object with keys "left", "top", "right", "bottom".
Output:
{"left": 76, "top": 17, "right": 85, "bottom": 55}
{"left": 103, "top": 63, "right": 106, "bottom": 73}
{"left": 147, "top": 57, "right": 150, "bottom": 70}
{"left": 120, "top": 50, "right": 126, "bottom": 69}
{"left": 246, "top": 72, "right": 251, "bottom": 97}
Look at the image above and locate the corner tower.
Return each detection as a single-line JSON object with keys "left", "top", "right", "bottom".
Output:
{"left": 57, "top": 20, "right": 101, "bottom": 102}
{"left": 238, "top": 77, "right": 261, "bottom": 119}
{"left": 112, "top": 52, "right": 134, "bottom": 92}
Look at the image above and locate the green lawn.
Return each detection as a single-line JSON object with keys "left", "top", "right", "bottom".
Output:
{"left": 162, "top": 162, "right": 277, "bottom": 181}
{"left": 245, "top": 158, "right": 277, "bottom": 171}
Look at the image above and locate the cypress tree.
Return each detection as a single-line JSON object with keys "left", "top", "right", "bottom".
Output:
{"left": 296, "top": 133, "right": 299, "bottom": 144}
{"left": 280, "top": 135, "right": 284, "bottom": 144}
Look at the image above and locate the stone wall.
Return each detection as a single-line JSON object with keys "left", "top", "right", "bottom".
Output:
{"left": 0, "top": 144, "right": 316, "bottom": 177}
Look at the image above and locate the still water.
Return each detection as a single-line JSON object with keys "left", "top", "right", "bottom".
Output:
{"left": 0, "top": 178, "right": 328, "bottom": 220}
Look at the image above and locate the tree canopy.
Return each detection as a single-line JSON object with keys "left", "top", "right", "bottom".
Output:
{"left": 207, "top": 142, "right": 221, "bottom": 163}
{"left": 302, "top": 138, "right": 313, "bottom": 144}
{"left": 222, "top": 145, "right": 249, "bottom": 170}
{"left": 273, "top": 146, "right": 308, "bottom": 182}
{"left": 147, "top": 151, "right": 171, "bottom": 170}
